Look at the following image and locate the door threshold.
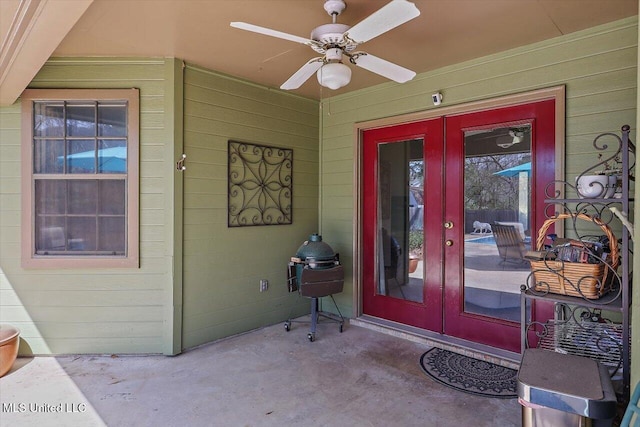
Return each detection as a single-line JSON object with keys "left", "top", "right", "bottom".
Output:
{"left": 351, "top": 315, "right": 521, "bottom": 370}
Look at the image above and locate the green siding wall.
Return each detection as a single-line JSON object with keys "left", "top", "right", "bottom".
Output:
{"left": 319, "top": 17, "right": 638, "bottom": 318}
{"left": 182, "top": 65, "right": 319, "bottom": 349}
{"left": 0, "top": 58, "right": 176, "bottom": 354}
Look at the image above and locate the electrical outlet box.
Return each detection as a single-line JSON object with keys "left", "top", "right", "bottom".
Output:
{"left": 260, "top": 279, "right": 269, "bottom": 292}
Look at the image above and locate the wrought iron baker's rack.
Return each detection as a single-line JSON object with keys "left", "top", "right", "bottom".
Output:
{"left": 520, "top": 124, "right": 634, "bottom": 402}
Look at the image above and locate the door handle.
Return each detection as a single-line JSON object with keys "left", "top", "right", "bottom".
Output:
{"left": 445, "top": 239, "right": 454, "bottom": 247}
{"left": 444, "top": 221, "right": 454, "bottom": 229}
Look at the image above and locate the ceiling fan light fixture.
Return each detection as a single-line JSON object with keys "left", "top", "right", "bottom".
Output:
{"left": 317, "top": 62, "right": 352, "bottom": 90}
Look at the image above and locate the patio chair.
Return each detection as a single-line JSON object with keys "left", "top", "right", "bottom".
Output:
{"left": 492, "top": 223, "right": 528, "bottom": 264}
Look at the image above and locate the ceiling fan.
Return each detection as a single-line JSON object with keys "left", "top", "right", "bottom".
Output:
{"left": 230, "top": 0, "right": 420, "bottom": 91}
{"left": 497, "top": 128, "right": 528, "bottom": 149}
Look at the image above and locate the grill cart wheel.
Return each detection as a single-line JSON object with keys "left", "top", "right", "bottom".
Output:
{"left": 284, "top": 321, "right": 291, "bottom": 331}
{"left": 307, "top": 333, "right": 315, "bottom": 342}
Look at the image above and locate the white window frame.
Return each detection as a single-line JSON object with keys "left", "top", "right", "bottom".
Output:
{"left": 21, "top": 89, "right": 139, "bottom": 268}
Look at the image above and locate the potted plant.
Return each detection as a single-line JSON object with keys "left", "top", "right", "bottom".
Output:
{"left": 599, "top": 153, "right": 623, "bottom": 198}
{"left": 408, "top": 230, "right": 423, "bottom": 273}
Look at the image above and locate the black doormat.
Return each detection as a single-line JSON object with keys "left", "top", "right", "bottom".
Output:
{"left": 419, "top": 348, "right": 518, "bottom": 399}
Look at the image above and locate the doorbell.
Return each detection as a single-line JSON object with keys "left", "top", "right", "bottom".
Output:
{"left": 432, "top": 92, "right": 442, "bottom": 106}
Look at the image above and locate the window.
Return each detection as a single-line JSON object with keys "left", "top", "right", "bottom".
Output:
{"left": 21, "top": 89, "right": 139, "bottom": 268}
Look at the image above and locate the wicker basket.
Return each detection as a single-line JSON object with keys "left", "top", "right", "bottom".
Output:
{"left": 529, "top": 213, "right": 618, "bottom": 299}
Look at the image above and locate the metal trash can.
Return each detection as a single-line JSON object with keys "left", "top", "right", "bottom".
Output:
{"left": 518, "top": 349, "right": 617, "bottom": 427}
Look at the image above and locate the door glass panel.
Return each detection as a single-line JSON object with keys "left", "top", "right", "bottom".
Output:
{"left": 463, "top": 125, "right": 532, "bottom": 321}
{"left": 377, "top": 139, "right": 424, "bottom": 303}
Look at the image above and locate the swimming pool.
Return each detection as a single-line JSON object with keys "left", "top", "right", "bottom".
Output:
{"left": 466, "top": 235, "right": 531, "bottom": 245}
{"left": 466, "top": 235, "right": 496, "bottom": 245}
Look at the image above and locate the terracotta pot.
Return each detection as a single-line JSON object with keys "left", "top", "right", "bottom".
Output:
{"left": 0, "top": 324, "right": 20, "bottom": 377}
{"left": 408, "top": 258, "right": 419, "bottom": 274}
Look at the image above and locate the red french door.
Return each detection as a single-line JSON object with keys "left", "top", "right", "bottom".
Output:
{"left": 362, "top": 119, "right": 444, "bottom": 330}
{"left": 443, "top": 101, "right": 556, "bottom": 352}
{"left": 362, "top": 100, "right": 556, "bottom": 353}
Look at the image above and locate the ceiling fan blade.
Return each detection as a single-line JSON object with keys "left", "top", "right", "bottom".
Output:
{"left": 230, "top": 22, "right": 312, "bottom": 45}
{"left": 353, "top": 53, "right": 416, "bottom": 83}
{"left": 346, "top": 0, "right": 420, "bottom": 44}
{"left": 280, "top": 58, "right": 324, "bottom": 90}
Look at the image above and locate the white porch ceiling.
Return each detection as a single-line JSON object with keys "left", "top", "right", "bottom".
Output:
{"left": 1, "top": 0, "right": 638, "bottom": 104}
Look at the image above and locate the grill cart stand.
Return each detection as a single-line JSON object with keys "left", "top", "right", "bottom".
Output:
{"left": 286, "top": 263, "right": 345, "bottom": 342}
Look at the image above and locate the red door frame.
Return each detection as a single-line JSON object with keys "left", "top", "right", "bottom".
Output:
{"left": 362, "top": 118, "right": 444, "bottom": 330}
{"left": 443, "top": 100, "right": 556, "bottom": 352}
{"left": 361, "top": 99, "right": 557, "bottom": 353}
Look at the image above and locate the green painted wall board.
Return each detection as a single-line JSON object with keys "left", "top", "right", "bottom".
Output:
{"left": 163, "top": 58, "right": 184, "bottom": 355}
{"left": 181, "top": 64, "right": 319, "bottom": 349}
{"left": 0, "top": 58, "right": 175, "bottom": 355}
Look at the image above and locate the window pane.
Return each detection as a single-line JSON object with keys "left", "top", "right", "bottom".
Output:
{"left": 98, "top": 139, "right": 127, "bottom": 174}
{"left": 99, "top": 180, "right": 126, "bottom": 215}
{"left": 25, "top": 90, "right": 136, "bottom": 263}
{"left": 67, "top": 217, "right": 96, "bottom": 251}
{"left": 98, "top": 103, "right": 127, "bottom": 137}
{"left": 34, "top": 139, "right": 64, "bottom": 174}
{"left": 67, "top": 139, "right": 96, "bottom": 173}
{"left": 34, "top": 102, "right": 64, "bottom": 137}
{"left": 35, "top": 217, "right": 66, "bottom": 252}
{"left": 35, "top": 180, "right": 66, "bottom": 214}
{"left": 463, "top": 125, "right": 532, "bottom": 322}
{"left": 66, "top": 104, "right": 96, "bottom": 137}
{"left": 68, "top": 180, "right": 98, "bottom": 214}
{"left": 376, "top": 139, "right": 424, "bottom": 303}
{"left": 34, "top": 179, "right": 127, "bottom": 254}
{"left": 98, "top": 217, "right": 125, "bottom": 253}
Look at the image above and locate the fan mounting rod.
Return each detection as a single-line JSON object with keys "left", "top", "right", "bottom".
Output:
{"left": 324, "top": 0, "right": 346, "bottom": 21}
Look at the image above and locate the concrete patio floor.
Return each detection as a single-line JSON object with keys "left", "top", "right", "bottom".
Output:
{"left": 0, "top": 321, "right": 521, "bottom": 427}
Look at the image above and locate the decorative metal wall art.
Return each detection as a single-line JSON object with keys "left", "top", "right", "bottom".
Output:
{"left": 228, "top": 140, "right": 293, "bottom": 227}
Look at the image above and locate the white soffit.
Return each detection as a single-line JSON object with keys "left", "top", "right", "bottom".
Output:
{"left": 0, "top": 0, "right": 94, "bottom": 106}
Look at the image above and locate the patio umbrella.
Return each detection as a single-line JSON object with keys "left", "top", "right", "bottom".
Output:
{"left": 493, "top": 162, "right": 531, "bottom": 177}
{"left": 493, "top": 161, "right": 531, "bottom": 230}
{"left": 59, "top": 146, "right": 127, "bottom": 173}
